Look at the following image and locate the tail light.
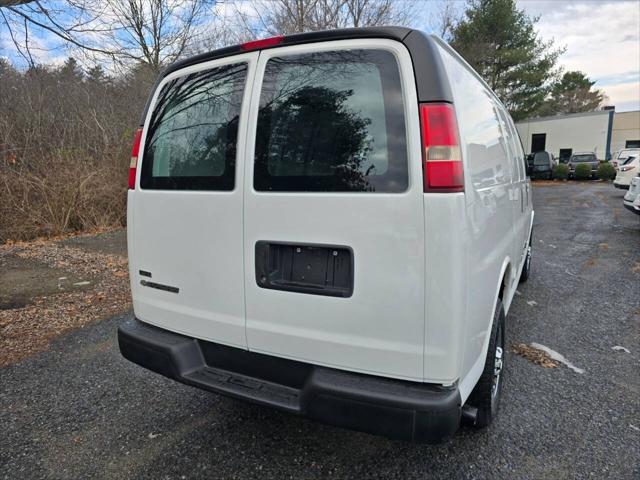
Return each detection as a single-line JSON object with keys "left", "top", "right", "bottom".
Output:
{"left": 419, "top": 103, "right": 464, "bottom": 192}
{"left": 128, "top": 128, "right": 143, "bottom": 190}
{"left": 240, "top": 35, "right": 284, "bottom": 51}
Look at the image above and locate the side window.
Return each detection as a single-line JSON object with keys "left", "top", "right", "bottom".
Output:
{"left": 494, "top": 104, "right": 521, "bottom": 182}
{"left": 437, "top": 46, "right": 508, "bottom": 189}
{"left": 507, "top": 116, "right": 527, "bottom": 180}
{"left": 141, "top": 63, "right": 248, "bottom": 190}
{"left": 254, "top": 49, "right": 408, "bottom": 193}
{"left": 503, "top": 111, "right": 526, "bottom": 181}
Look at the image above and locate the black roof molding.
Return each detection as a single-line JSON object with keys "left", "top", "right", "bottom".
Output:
{"left": 139, "top": 26, "right": 453, "bottom": 125}
{"left": 164, "top": 26, "right": 412, "bottom": 78}
{"left": 402, "top": 30, "right": 453, "bottom": 105}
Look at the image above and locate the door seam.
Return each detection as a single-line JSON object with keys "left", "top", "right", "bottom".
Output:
{"left": 241, "top": 51, "right": 262, "bottom": 350}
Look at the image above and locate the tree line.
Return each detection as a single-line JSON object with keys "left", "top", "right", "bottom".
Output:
{"left": 0, "top": 0, "right": 606, "bottom": 241}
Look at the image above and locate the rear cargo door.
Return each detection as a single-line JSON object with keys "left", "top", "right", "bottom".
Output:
{"left": 243, "top": 40, "right": 426, "bottom": 380}
{"left": 130, "top": 53, "right": 258, "bottom": 348}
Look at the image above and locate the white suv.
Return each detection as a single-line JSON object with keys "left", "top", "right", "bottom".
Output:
{"left": 614, "top": 155, "right": 639, "bottom": 189}
{"left": 119, "top": 27, "right": 534, "bottom": 443}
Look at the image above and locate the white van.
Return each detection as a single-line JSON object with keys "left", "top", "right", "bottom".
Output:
{"left": 119, "top": 27, "right": 534, "bottom": 444}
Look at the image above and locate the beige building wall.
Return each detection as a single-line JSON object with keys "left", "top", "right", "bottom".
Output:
{"left": 610, "top": 111, "right": 640, "bottom": 153}
{"left": 516, "top": 111, "right": 611, "bottom": 160}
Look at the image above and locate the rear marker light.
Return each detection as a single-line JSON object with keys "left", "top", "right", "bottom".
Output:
{"left": 128, "top": 127, "right": 143, "bottom": 190}
{"left": 420, "top": 103, "right": 464, "bottom": 192}
{"left": 240, "top": 35, "right": 284, "bottom": 51}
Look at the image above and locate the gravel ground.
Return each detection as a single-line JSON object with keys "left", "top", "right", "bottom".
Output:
{"left": 0, "top": 230, "right": 130, "bottom": 367}
{"left": 1, "top": 183, "right": 638, "bottom": 479}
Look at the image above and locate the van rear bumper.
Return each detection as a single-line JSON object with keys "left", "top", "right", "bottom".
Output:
{"left": 118, "top": 317, "right": 461, "bottom": 443}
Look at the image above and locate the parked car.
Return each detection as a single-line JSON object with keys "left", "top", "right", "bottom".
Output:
{"left": 633, "top": 193, "right": 640, "bottom": 214}
{"left": 527, "top": 151, "right": 554, "bottom": 179}
{"left": 623, "top": 175, "right": 640, "bottom": 214}
{"left": 611, "top": 148, "right": 640, "bottom": 169}
{"left": 568, "top": 152, "right": 598, "bottom": 178}
{"left": 118, "top": 27, "right": 534, "bottom": 444}
{"left": 614, "top": 156, "right": 639, "bottom": 189}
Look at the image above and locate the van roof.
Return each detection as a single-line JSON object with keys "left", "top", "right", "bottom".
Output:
{"left": 139, "top": 26, "right": 454, "bottom": 125}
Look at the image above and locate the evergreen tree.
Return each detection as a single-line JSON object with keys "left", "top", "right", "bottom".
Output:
{"left": 86, "top": 65, "right": 108, "bottom": 85}
{"left": 57, "top": 57, "right": 84, "bottom": 83}
{"left": 450, "top": 0, "right": 563, "bottom": 121}
{"left": 541, "top": 71, "right": 605, "bottom": 115}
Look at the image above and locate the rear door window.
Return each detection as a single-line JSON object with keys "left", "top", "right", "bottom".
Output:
{"left": 534, "top": 152, "right": 550, "bottom": 165}
{"left": 253, "top": 49, "right": 408, "bottom": 192}
{"left": 141, "top": 63, "right": 247, "bottom": 190}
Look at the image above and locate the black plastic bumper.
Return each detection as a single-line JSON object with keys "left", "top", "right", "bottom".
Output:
{"left": 118, "top": 318, "right": 461, "bottom": 443}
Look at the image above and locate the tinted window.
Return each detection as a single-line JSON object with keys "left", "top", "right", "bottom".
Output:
{"left": 497, "top": 106, "right": 525, "bottom": 181}
{"left": 571, "top": 154, "right": 596, "bottom": 162}
{"left": 507, "top": 116, "right": 528, "bottom": 179}
{"left": 254, "top": 50, "right": 408, "bottom": 192}
{"left": 141, "top": 63, "right": 247, "bottom": 190}
{"left": 534, "top": 152, "right": 550, "bottom": 165}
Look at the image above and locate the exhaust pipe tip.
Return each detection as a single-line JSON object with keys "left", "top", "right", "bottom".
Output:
{"left": 461, "top": 405, "right": 478, "bottom": 425}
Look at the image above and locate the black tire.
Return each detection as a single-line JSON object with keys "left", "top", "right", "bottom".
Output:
{"left": 519, "top": 232, "right": 532, "bottom": 283}
{"left": 467, "top": 299, "right": 506, "bottom": 428}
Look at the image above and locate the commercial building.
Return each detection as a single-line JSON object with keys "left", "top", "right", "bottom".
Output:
{"left": 515, "top": 110, "right": 640, "bottom": 162}
{"left": 610, "top": 110, "right": 640, "bottom": 152}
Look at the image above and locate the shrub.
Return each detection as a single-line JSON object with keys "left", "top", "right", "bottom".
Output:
{"left": 553, "top": 164, "right": 569, "bottom": 180}
{"left": 574, "top": 163, "right": 592, "bottom": 180}
{"left": 0, "top": 60, "right": 154, "bottom": 242}
{"left": 597, "top": 162, "right": 616, "bottom": 181}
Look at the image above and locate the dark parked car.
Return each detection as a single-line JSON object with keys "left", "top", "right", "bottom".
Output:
{"left": 527, "top": 151, "right": 555, "bottom": 179}
{"left": 568, "top": 152, "right": 598, "bottom": 178}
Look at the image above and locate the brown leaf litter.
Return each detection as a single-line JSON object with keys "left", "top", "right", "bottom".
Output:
{"left": 0, "top": 237, "right": 131, "bottom": 367}
{"left": 511, "top": 343, "right": 560, "bottom": 369}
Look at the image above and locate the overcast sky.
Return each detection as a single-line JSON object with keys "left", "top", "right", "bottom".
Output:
{"left": 1, "top": 0, "right": 638, "bottom": 112}
{"left": 516, "top": 0, "right": 639, "bottom": 112}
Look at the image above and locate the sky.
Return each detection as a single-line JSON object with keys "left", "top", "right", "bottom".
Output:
{"left": 516, "top": 0, "right": 640, "bottom": 112}
{"left": 1, "top": 0, "right": 639, "bottom": 112}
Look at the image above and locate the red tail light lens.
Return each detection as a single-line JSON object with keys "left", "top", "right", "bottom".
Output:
{"left": 240, "top": 35, "right": 284, "bottom": 51}
{"left": 128, "top": 128, "right": 143, "bottom": 190}
{"left": 420, "top": 103, "right": 464, "bottom": 192}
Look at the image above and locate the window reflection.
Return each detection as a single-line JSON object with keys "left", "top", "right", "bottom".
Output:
{"left": 254, "top": 50, "right": 408, "bottom": 193}
{"left": 141, "top": 63, "right": 247, "bottom": 190}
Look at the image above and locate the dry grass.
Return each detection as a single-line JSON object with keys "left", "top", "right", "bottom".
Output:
{"left": 0, "top": 238, "right": 131, "bottom": 367}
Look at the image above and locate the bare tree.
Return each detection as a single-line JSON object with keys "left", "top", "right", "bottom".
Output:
{"left": 426, "top": 0, "right": 461, "bottom": 40}
{"left": 342, "top": 0, "right": 410, "bottom": 28}
{"left": 1, "top": 0, "right": 216, "bottom": 71}
{"left": 232, "top": 0, "right": 412, "bottom": 38}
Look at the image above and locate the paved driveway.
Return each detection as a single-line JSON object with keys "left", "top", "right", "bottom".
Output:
{"left": 1, "top": 183, "right": 638, "bottom": 479}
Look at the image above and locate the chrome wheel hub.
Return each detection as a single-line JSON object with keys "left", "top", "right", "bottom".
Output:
{"left": 492, "top": 346, "right": 503, "bottom": 398}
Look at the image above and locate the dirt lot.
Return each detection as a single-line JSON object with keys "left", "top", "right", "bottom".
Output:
{"left": 1, "top": 182, "right": 638, "bottom": 479}
{"left": 0, "top": 229, "right": 129, "bottom": 367}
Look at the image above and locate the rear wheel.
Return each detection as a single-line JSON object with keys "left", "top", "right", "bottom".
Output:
{"left": 467, "top": 299, "right": 506, "bottom": 428}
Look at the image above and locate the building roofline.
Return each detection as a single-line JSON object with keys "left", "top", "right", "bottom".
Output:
{"left": 516, "top": 110, "right": 610, "bottom": 124}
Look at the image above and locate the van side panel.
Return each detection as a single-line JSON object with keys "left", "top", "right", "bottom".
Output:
{"left": 435, "top": 43, "right": 519, "bottom": 400}
{"left": 423, "top": 193, "right": 468, "bottom": 384}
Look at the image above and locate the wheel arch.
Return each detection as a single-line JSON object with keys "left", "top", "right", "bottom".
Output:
{"left": 459, "top": 257, "right": 511, "bottom": 402}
